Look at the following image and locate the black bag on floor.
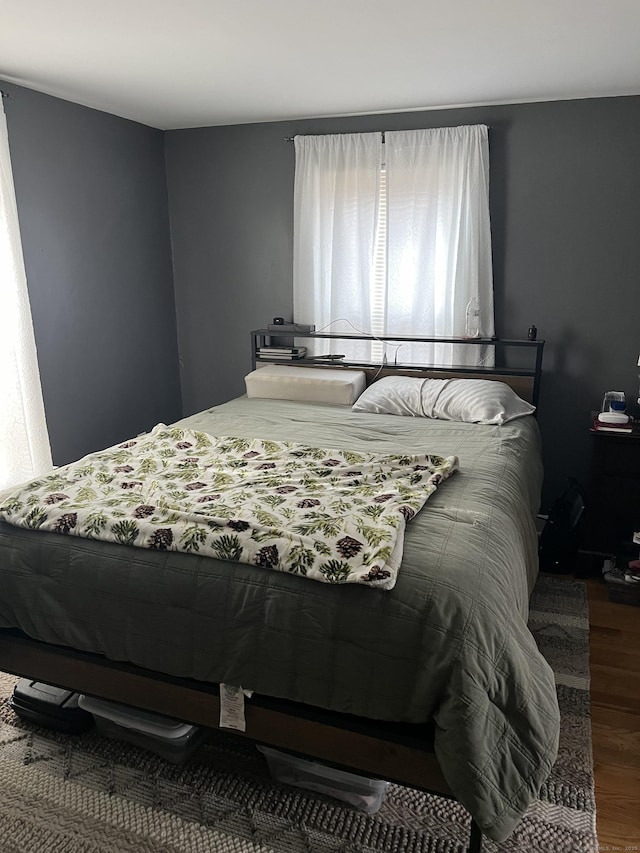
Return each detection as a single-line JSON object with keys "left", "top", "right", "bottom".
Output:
{"left": 538, "top": 478, "right": 586, "bottom": 573}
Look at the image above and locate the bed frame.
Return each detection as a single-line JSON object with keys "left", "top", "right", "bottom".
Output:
{"left": 0, "top": 339, "right": 544, "bottom": 853}
{"left": 0, "top": 629, "right": 483, "bottom": 850}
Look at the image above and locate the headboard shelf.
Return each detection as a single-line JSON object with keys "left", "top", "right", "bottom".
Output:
{"left": 251, "top": 329, "right": 544, "bottom": 347}
{"left": 250, "top": 329, "right": 545, "bottom": 407}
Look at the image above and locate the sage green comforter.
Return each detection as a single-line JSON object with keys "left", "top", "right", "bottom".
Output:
{"left": 0, "top": 396, "right": 560, "bottom": 841}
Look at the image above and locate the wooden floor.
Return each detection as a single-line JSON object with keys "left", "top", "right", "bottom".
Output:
{"left": 586, "top": 577, "right": 640, "bottom": 849}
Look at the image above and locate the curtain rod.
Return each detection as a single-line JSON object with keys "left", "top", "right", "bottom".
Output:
{"left": 284, "top": 124, "right": 491, "bottom": 142}
{"left": 284, "top": 131, "right": 387, "bottom": 142}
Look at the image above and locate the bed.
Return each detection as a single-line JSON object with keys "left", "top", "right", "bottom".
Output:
{"left": 0, "top": 355, "right": 559, "bottom": 850}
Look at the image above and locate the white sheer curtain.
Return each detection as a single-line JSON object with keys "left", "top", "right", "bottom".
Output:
{"left": 293, "top": 132, "right": 382, "bottom": 361}
{"left": 0, "top": 98, "right": 52, "bottom": 491}
{"left": 385, "top": 126, "right": 494, "bottom": 365}
{"left": 293, "top": 125, "right": 494, "bottom": 366}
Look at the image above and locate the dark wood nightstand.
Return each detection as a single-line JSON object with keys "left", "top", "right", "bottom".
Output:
{"left": 582, "top": 424, "right": 640, "bottom": 556}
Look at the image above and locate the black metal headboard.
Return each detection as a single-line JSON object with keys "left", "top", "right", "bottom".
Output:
{"left": 250, "top": 330, "right": 544, "bottom": 408}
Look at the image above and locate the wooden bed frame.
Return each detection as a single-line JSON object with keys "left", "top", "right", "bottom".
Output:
{"left": 0, "top": 342, "right": 544, "bottom": 853}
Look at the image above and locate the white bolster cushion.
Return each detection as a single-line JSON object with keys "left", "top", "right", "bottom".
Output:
{"left": 245, "top": 364, "right": 367, "bottom": 406}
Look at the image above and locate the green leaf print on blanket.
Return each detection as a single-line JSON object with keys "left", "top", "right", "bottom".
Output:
{"left": 0, "top": 425, "right": 458, "bottom": 590}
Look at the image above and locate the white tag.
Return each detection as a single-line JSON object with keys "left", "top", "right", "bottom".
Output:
{"left": 219, "top": 684, "right": 252, "bottom": 732}
{"left": 633, "top": 531, "right": 640, "bottom": 545}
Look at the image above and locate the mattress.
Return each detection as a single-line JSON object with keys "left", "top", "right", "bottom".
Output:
{"left": 0, "top": 396, "right": 559, "bottom": 840}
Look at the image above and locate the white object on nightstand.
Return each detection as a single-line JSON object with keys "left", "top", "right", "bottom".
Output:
{"left": 598, "top": 410, "right": 630, "bottom": 424}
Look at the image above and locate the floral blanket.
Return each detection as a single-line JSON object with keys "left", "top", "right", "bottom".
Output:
{"left": 0, "top": 425, "right": 458, "bottom": 589}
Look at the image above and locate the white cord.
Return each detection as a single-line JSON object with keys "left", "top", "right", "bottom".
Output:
{"left": 314, "top": 316, "right": 385, "bottom": 345}
{"left": 316, "top": 317, "right": 402, "bottom": 382}
{"left": 313, "top": 317, "right": 404, "bottom": 378}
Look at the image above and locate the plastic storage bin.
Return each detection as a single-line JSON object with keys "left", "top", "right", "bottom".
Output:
{"left": 78, "top": 695, "right": 207, "bottom": 764}
{"left": 11, "top": 679, "right": 93, "bottom": 734}
{"left": 257, "top": 745, "right": 389, "bottom": 813}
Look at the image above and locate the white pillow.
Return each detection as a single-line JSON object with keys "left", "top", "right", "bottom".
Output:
{"left": 245, "top": 364, "right": 367, "bottom": 406}
{"left": 352, "top": 376, "right": 535, "bottom": 424}
{"left": 351, "top": 375, "right": 432, "bottom": 416}
{"left": 430, "top": 379, "right": 535, "bottom": 424}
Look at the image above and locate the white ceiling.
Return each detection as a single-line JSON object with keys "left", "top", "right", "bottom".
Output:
{"left": 2, "top": 0, "right": 640, "bottom": 130}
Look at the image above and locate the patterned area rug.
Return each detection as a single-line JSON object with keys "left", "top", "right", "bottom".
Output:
{"left": 0, "top": 576, "right": 597, "bottom": 853}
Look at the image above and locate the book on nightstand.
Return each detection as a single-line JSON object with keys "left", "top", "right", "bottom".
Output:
{"left": 591, "top": 416, "right": 634, "bottom": 434}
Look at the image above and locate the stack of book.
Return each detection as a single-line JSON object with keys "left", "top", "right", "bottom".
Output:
{"left": 257, "top": 346, "right": 307, "bottom": 360}
{"left": 591, "top": 415, "right": 634, "bottom": 434}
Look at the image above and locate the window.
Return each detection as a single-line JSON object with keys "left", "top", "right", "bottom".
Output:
{"left": 293, "top": 125, "right": 494, "bottom": 367}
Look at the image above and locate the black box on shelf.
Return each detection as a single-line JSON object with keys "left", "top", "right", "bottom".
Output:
{"left": 267, "top": 323, "right": 315, "bottom": 334}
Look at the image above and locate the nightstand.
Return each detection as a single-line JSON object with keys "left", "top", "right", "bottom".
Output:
{"left": 582, "top": 426, "right": 640, "bottom": 556}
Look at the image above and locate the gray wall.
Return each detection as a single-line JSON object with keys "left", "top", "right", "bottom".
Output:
{"left": 164, "top": 97, "right": 640, "bottom": 507}
{"left": 4, "top": 83, "right": 639, "bottom": 507}
{"left": 3, "top": 82, "right": 182, "bottom": 465}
